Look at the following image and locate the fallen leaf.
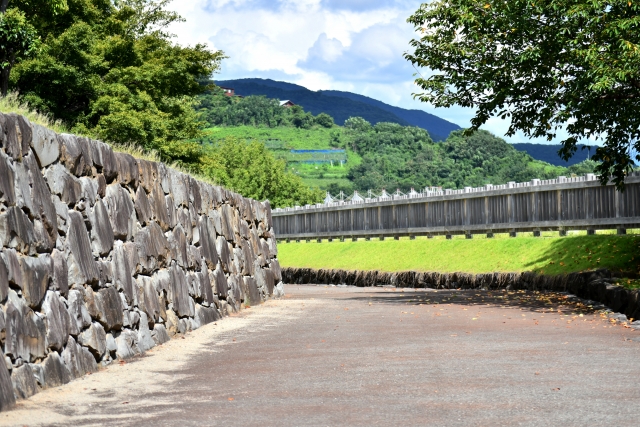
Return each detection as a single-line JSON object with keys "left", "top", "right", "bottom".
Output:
{"left": 228, "top": 397, "right": 234, "bottom": 401}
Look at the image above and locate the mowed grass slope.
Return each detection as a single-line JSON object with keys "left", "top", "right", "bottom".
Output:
{"left": 278, "top": 234, "right": 640, "bottom": 276}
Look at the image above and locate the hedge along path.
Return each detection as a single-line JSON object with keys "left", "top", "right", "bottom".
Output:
{"left": 0, "top": 113, "right": 283, "bottom": 412}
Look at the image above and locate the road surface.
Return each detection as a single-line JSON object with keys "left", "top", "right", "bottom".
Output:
{"left": 2, "top": 285, "right": 640, "bottom": 426}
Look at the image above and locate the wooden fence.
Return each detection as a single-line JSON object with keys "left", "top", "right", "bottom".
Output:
{"left": 272, "top": 173, "right": 640, "bottom": 240}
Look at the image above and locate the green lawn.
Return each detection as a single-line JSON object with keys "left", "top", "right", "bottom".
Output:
{"left": 278, "top": 233, "right": 640, "bottom": 276}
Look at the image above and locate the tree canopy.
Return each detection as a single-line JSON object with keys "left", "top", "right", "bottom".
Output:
{"left": 8, "top": 0, "right": 224, "bottom": 164}
{"left": 405, "top": 0, "right": 640, "bottom": 188}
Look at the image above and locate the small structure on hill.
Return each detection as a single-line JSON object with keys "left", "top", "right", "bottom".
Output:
{"left": 279, "top": 100, "right": 295, "bottom": 107}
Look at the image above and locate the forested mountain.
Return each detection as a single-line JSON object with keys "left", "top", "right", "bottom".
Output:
{"left": 213, "top": 78, "right": 461, "bottom": 141}
{"left": 320, "top": 90, "right": 460, "bottom": 141}
{"left": 197, "top": 88, "right": 597, "bottom": 195}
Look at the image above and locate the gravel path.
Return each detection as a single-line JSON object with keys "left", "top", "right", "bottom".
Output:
{"left": 3, "top": 285, "right": 640, "bottom": 427}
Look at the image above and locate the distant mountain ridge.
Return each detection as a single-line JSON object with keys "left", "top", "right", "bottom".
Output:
{"left": 511, "top": 143, "right": 594, "bottom": 167}
{"left": 214, "top": 78, "right": 461, "bottom": 141}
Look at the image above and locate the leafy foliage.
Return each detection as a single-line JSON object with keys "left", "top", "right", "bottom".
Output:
{"left": 0, "top": 6, "right": 40, "bottom": 95}
{"left": 196, "top": 87, "right": 333, "bottom": 130}
{"left": 10, "top": 0, "right": 224, "bottom": 165}
{"left": 345, "top": 122, "right": 594, "bottom": 191}
{"left": 202, "top": 137, "right": 324, "bottom": 207}
{"left": 405, "top": 0, "right": 640, "bottom": 188}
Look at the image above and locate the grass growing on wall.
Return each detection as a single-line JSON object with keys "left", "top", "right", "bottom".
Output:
{"left": 277, "top": 232, "right": 640, "bottom": 276}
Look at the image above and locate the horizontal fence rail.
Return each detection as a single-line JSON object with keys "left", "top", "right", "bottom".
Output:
{"left": 272, "top": 173, "right": 640, "bottom": 240}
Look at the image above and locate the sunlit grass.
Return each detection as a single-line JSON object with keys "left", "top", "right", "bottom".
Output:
{"left": 278, "top": 232, "right": 640, "bottom": 276}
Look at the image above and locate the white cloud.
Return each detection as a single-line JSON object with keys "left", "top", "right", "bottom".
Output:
{"left": 167, "top": 0, "right": 575, "bottom": 144}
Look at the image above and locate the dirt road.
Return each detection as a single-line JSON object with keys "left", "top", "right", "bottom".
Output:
{"left": 3, "top": 285, "right": 640, "bottom": 426}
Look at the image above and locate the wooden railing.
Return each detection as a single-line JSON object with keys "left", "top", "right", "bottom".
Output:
{"left": 272, "top": 172, "right": 640, "bottom": 240}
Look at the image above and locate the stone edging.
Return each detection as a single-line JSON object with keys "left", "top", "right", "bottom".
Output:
{"left": 282, "top": 267, "right": 640, "bottom": 321}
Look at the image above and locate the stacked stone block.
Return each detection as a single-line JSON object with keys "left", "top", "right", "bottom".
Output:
{"left": 0, "top": 113, "right": 283, "bottom": 411}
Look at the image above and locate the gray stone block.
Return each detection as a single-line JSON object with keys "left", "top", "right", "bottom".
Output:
{"left": 90, "top": 140, "right": 117, "bottom": 183}
{"left": 135, "top": 222, "right": 170, "bottom": 274}
{"left": 244, "top": 277, "right": 261, "bottom": 306}
{"left": 0, "top": 206, "right": 36, "bottom": 254}
{"left": 216, "top": 236, "right": 231, "bottom": 273}
{"left": 136, "top": 159, "right": 158, "bottom": 193}
{"left": 115, "top": 329, "right": 140, "bottom": 359}
{"left": 58, "top": 134, "right": 93, "bottom": 177}
{"left": 26, "top": 154, "right": 58, "bottom": 243}
{"left": 44, "top": 163, "right": 82, "bottom": 206}
{"left": 61, "top": 336, "right": 98, "bottom": 379}
{"left": 42, "top": 352, "right": 71, "bottom": 388}
{"left": 95, "top": 286, "right": 124, "bottom": 331}
{"left": 114, "top": 152, "right": 139, "bottom": 188}
{"left": 31, "top": 124, "right": 59, "bottom": 167}
{"left": 220, "top": 204, "right": 235, "bottom": 242}
{"left": 256, "top": 267, "right": 275, "bottom": 297}
{"left": 169, "top": 170, "right": 189, "bottom": 208}
{"left": 11, "top": 363, "right": 38, "bottom": 399}
{"left": 78, "top": 322, "right": 107, "bottom": 359}
{"left": 42, "top": 291, "right": 71, "bottom": 352}
{"left": 134, "top": 185, "right": 152, "bottom": 226}
{"left": 213, "top": 264, "right": 228, "bottom": 299}
{"left": 112, "top": 241, "right": 134, "bottom": 304}
{"left": 66, "top": 289, "right": 92, "bottom": 337}
{"left": 0, "top": 356, "right": 16, "bottom": 411}
{"left": 0, "top": 254, "right": 7, "bottom": 303}
{"left": 152, "top": 324, "right": 170, "bottom": 346}
{"left": 168, "top": 264, "right": 194, "bottom": 318}
{"left": 0, "top": 150, "right": 16, "bottom": 206}
{"left": 18, "top": 255, "right": 52, "bottom": 309}
{"left": 165, "top": 195, "right": 177, "bottom": 229}
{"left": 198, "top": 263, "right": 214, "bottom": 305}
{"left": 195, "top": 304, "right": 220, "bottom": 327}
{"left": 149, "top": 183, "right": 170, "bottom": 231}
{"left": 168, "top": 225, "right": 188, "bottom": 268}
{"left": 67, "top": 210, "right": 99, "bottom": 286}
{"left": 136, "top": 276, "right": 161, "bottom": 325}
{"left": 228, "top": 275, "right": 243, "bottom": 305}
{"left": 105, "top": 183, "right": 136, "bottom": 241}
{"left": 137, "top": 312, "right": 155, "bottom": 353}
{"left": 198, "top": 216, "right": 218, "bottom": 269}
{"left": 270, "top": 259, "right": 283, "bottom": 282}
{"left": 4, "top": 296, "right": 46, "bottom": 363}
{"left": 0, "top": 114, "right": 20, "bottom": 161}
{"left": 79, "top": 176, "right": 98, "bottom": 207}
{"left": 89, "top": 199, "right": 114, "bottom": 257}
{"left": 50, "top": 250, "right": 68, "bottom": 297}
{"left": 14, "top": 158, "right": 34, "bottom": 216}
{"left": 105, "top": 333, "right": 117, "bottom": 353}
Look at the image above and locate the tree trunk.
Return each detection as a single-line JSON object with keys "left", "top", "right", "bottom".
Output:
{"left": 1, "top": 67, "right": 9, "bottom": 97}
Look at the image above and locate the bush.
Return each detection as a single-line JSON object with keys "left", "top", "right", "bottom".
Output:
{"left": 315, "top": 112, "right": 334, "bottom": 128}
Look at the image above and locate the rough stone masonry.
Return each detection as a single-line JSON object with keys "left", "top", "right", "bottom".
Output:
{"left": 0, "top": 113, "right": 283, "bottom": 411}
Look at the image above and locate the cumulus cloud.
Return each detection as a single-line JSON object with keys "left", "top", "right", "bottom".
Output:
{"left": 167, "top": 0, "right": 576, "bottom": 143}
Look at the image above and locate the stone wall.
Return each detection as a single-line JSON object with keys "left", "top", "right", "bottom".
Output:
{"left": 0, "top": 113, "right": 283, "bottom": 411}
{"left": 283, "top": 267, "right": 640, "bottom": 320}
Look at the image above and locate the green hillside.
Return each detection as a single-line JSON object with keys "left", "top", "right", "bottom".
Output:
{"left": 197, "top": 89, "right": 597, "bottom": 195}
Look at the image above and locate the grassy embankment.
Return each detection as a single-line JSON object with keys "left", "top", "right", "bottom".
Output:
{"left": 278, "top": 232, "right": 640, "bottom": 287}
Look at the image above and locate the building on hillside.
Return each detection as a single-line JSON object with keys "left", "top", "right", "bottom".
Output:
{"left": 220, "top": 86, "right": 235, "bottom": 97}
{"left": 279, "top": 100, "right": 296, "bottom": 107}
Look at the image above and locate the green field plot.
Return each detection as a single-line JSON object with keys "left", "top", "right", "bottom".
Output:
{"left": 278, "top": 233, "right": 640, "bottom": 276}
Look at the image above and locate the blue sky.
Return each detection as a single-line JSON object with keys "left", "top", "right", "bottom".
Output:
{"left": 170, "top": 0, "right": 565, "bottom": 144}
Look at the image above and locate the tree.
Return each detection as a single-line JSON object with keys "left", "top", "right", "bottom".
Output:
{"left": 0, "top": 3, "right": 42, "bottom": 96}
{"left": 314, "top": 112, "right": 334, "bottom": 128}
{"left": 202, "top": 137, "right": 323, "bottom": 207}
{"left": 10, "top": 0, "right": 224, "bottom": 165}
{"left": 405, "top": 0, "right": 640, "bottom": 188}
